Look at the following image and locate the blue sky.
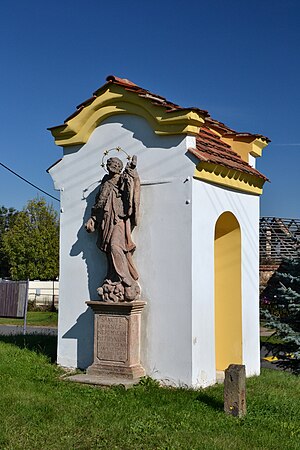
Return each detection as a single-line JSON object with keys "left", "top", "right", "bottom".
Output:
{"left": 0, "top": 0, "right": 299, "bottom": 217}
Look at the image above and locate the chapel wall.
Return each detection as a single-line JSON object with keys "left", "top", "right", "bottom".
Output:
{"left": 191, "top": 179, "right": 260, "bottom": 386}
{"left": 49, "top": 114, "right": 197, "bottom": 381}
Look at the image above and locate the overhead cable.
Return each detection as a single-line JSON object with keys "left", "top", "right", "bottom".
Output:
{"left": 0, "top": 162, "right": 59, "bottom": 202}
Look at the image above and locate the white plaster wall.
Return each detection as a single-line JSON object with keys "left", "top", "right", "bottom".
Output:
{"left": 191, "top": 180, "right": 260, "bottom": 386}
{"left": 49, "top": 114, "right": 197, "bottom": 384}
{"left": 248, "top": 154, "right": 256, "bottom": 168}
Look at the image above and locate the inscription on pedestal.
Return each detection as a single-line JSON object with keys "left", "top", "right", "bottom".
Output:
{"left": 97, "top": 315, "right": 128, "bottom": 363}
{"left": 87, "top": 301, "right": 146, "bottom": 380}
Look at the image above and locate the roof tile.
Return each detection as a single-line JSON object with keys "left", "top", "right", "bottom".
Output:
{"left": 189, "top": 127, "right": 269, "bottom": 181}
{"left": 51, "top": 75, "right": 270, "bottom": 183}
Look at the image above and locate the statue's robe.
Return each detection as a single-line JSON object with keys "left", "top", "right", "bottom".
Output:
{"left": 91, "top": 168, "right": 140, "bottom": 286}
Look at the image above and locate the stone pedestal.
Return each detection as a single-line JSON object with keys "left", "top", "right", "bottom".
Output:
{"left": 86, "top": 300, "right": 146, "bottom": 381}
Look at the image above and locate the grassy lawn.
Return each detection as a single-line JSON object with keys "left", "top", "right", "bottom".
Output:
{"left": 0, "top": 335, "right": 299, "bottom": 449}
{"left": 0, "top": 311, "right": 58, "bottom": 327}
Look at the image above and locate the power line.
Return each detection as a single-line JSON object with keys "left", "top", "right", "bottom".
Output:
{"left": 0, "top": 162, "right": 60, "bottom": 202}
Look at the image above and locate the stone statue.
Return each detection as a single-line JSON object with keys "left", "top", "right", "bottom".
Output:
{"left": 85, "top": 155, "right": 141, "bottom": 302}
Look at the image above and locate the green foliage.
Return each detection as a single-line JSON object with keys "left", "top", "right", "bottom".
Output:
{"left": 0, "top": 338, "right": 299, "bottom": 449}
{"left": 0, "top": 206, "right": 19, "bottom": 278}
{"left": 138, "top": 376, "right": 160, "bottom": 388}
{"left": 2, "top": 198, "right": 59, "bottom": 281}
{"left": 261, "top": 256, "right": 300, "bottom": 373}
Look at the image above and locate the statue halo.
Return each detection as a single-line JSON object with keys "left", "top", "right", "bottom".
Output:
{"left": 101, "top": 146, "right": 132, "bottom": 173}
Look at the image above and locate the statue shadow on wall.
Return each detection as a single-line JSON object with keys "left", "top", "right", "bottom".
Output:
{"left": 62, "top": 186, "right": 105, "bottom": 369}
{"left": 70, "top": 186, "right": 106, "bottom": 299}
{"left": 108, "top": 115, "right": 184, "bottom": 150}
{"left": 62, "top": 308, "right": 94, "bottom": 369}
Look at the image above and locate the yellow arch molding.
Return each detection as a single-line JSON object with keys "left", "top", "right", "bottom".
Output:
{"left": 49, "top": 84, "right": 206, "bottom": 146}
{"left": 194, "top": 162, "right": 265, "bottom": 195}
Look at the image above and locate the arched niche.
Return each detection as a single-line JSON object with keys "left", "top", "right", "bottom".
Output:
{"left": 214, "top": 211, "right": 242, "bottom": 371}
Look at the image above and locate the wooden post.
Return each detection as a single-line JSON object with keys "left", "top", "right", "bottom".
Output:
{"left": 224, "top": 364, "right": 246, "bottom": 418}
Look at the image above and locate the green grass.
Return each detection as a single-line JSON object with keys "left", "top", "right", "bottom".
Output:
{"left": 0, "top": 311, "right": 58, "bottom": 327}
{"left": 0, "top": 335, "right": 299, "bottom": 449}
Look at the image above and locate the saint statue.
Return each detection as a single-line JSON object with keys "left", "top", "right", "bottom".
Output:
{"left": 85, "top": 155, "right": 141, "bottom": 302}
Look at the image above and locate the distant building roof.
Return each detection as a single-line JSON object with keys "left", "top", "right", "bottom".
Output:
{"left": 260, "top": 217, "right": 300, "bottom": 265}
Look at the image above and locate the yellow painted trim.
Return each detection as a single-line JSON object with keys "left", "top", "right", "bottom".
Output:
{"left": 194, "top": 162, "right": 265, "bottom": 195}
{"left": 49, "top": 84, "right": 206, "bottom": 146}
{"left": 215, "top": 212, "right": 242, "bottom": 371}
{"left": 221, "top": 136, "right": 268, "bottom": 162}
{"left": 250, "top": 138, "right": 268, "bottom": 157}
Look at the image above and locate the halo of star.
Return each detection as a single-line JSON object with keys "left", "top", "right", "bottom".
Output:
{"left": 101, "top": 146, "right": 132, "bottom": 173}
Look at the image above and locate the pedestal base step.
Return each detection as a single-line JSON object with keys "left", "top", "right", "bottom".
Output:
{"left": 87, "top": 363, "right": 145, "bottom": 379}
{"left": 66, "top": 373, "right": 141, "bottom": 388}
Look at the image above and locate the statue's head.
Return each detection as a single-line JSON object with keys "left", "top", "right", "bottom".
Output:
{"left": 106, "top": 157, "right": 123, "bottom": 174}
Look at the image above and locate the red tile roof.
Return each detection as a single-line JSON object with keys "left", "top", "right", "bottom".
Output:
{"left": 103, "top": 75, "right": 210, "bottom": 117}
{"left": 62, "top": 75, "right": 210, "bottom": 123}
{"left": 62, "top": 75, "right": 269, "bottom": 141}
{"left": 206, "top": 117, "right": 271, "bottom": 143}
{"left": 53, "top": 75, "right": 269, "bottom": 181}
{"left": 188, "top": 127, "right": 268, "bottom": 181}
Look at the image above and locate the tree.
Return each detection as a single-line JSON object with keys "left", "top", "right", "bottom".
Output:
{"left": 261, "top": 255, "right": 300, "bottom": 373}
{"left": 0, "top": 206, "right": 19, "bottom": 278}
{"left": 2, "top": 198, "right": 59, "bottom": 280}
